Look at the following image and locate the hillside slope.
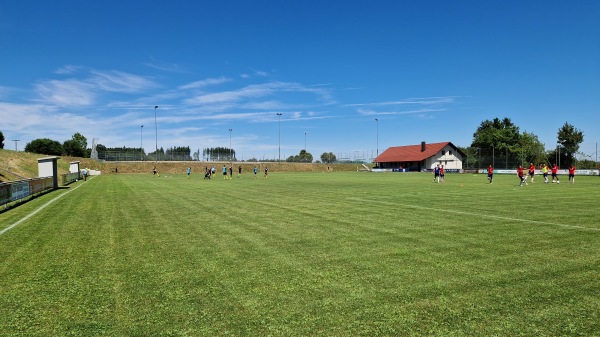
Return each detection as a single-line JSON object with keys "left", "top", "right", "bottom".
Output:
{"left": 0, "top": 149, "right": 362, "bottom": 182}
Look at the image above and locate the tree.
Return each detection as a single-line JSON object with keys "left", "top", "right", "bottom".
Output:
{"left": 149, "top": 147, "right": 165, "bottom": 161}
{"left": 63, "top": 139, "right": 86, "bottom": 157}
{"left": 299, "top": 149, "right": 313, "bottom": 162}
{"left": 0, "top": 131, "right": 4, "bottom": 149}
{"left": 203, "top": 147, "right": 234, "bottom": 161}
{"left": 72, "top": 132, "right": 87, "bottom": 151}
{"left": 25, "top": 138, "right": 63, "bottom": 155}
{"left": 286, "top": 149, "right": 313, "bottom": 162}
{"left": 471, "top": 117, "right": 521, "bottom": 157}
{"left": 63, "top": 133, "right": 88, "bottom": 157}
{"left": 458, "top": 146, "right": 480, "bottom": 169}
{"left": 320, "top": 152, "right": 336, "bottom": 163}
{"left": 166, "top": 146, "right": 192, "bottom": 161}
{"left": 519, "top": 131, "right": 546, "bottom": 166}
{"left": 557, "top": 122, "right": 583, "bottom": 166}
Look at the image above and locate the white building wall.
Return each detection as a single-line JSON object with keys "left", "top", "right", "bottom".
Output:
{"left": 427, "top": 145, "right": 463, "bottom": 170}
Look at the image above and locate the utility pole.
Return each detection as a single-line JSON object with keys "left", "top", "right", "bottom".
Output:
{"left": 12, "top": 139, "right": 20, "bottom": 151}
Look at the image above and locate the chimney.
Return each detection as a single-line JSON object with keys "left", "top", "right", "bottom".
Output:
{"left": 421, "top": 141, "right": 426, "bottom": 152}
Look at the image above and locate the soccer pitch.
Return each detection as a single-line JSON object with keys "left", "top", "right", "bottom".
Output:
{"left": 1, "top": 172, "right": 599, "bottom": 336}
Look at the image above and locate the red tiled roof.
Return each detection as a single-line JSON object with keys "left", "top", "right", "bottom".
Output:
{"left": 374, "top": 142, "right": 453, "bottom": 163}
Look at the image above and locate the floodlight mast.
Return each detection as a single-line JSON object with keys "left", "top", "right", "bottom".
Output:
{"left": 277, "top": 113, "right": 282, "bottom": 162}
{"left": 229, "top": 129, "right": 233, "bottom": 161}
{"left": 154, "top": 106, "right": 159, "bottom": 162}
{"left": 304, "top": 132, "right": 307, "bottom": 151}
{"left": 140, "top": 125, "right": 144, "bottom": 161}
{"left": 375, "top": 118, "right": 379, "bottom": 157}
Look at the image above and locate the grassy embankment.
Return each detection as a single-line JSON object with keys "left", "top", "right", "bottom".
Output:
{"left": 0, "top": 149, "right": 360, "bottom": 182}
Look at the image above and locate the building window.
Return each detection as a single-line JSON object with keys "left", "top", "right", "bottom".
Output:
{"left": 449, "top": 150, "right": 452, "bottom": 156}
{"left": 441, "top": 150, "right": 445, "bottom": 156}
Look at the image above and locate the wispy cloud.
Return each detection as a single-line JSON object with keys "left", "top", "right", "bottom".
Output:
{"left": 178, "top": 77, "right": 230, "bottom": 90}
{"left": 32, "top": 68, "right": 160, "bottom": 108}
{"left": 351, "top": 96, "right": 457, "bottom": 118}
{"left": 240, "top": 69, "right": 270, "bottom": 79}
{"left": 54, "top": 65, "right": 83, "bottom": 75}
{"left": 346, "top": 96, "right": 458, "bottom": 107}
{"left": 91, "top": 70, "right": 158, "bottom": 93}
{"left": 143, "top": 57, "right": 187, "bottom": 73}
{"left": 185, "top": 82, "right": 282, "bottom": 105}
{"left": 240, "top": 100, "right": 293, "bottom": 110}
{"left": 357, "top": 108, "right": 446, "bottom": 116}
{"left": 185, "top": 81, "right": 335, "bottom": 106}
{"left": 0, "top": 102, "right": 107, "bottom": 143}
{"left": 35, "top": 79, "right": 95, "bottom": 107}
{"left": 0, "top": 102, "right": 50, "bottom": 130}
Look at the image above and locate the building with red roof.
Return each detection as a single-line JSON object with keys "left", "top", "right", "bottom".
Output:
{"left": 374, "top": 141, "right": 465, "bottom": 171}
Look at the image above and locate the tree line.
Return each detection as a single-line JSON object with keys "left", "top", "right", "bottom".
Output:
{"left": 463, "top": 118, "right": 591, "bottom": 168}
{"left": 21, "top": 133, "right": 89, "bottom": 157}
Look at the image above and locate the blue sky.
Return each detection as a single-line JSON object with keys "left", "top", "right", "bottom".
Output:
{"left": 1, "top": 1, "right": 599, "bottom": 161}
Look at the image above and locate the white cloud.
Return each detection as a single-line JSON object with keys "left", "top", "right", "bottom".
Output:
{"left": 90, "top": 70, "right": 158, "bottom": 93}
{"left": 32, "top": 69, "right": 159, "bottom": 108}
{"left": 143, "top": 58, "right": 186, "bottom": 73}
{"left": 357, "top": 108, "right": 446, "bottom": 116}
{"left": 239, "top": 69, "right": 269, "bottom": 79}
{"left": 184, "top": 81, "right": 334, "bottom": 106}
{"left": 178, "top": 77, "right": 230, "bottom": 90}
{"left": 35, "top": 79, "right": 95, "bottom": 107}
{"left": 347, "top": 96, "right": 457, "bottom": 107}
{"left": 240, "top": 100, "right": 291, "bottom": 110}
{"left": 55, "top": 65, "right": 83, "bottom": 75}
{"left": 185, "top": 83, "right": 277, "bottom": 105}
{"left": 0, "top": 102, "right": 49, "bottom": 130}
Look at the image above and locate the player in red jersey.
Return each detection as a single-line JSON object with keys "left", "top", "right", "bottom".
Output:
{"left": 551, "top": 164, "right": 560, "bottom": 183}
{"left": 528, "top": 162, "right": 536, "bottom": 183}
{"left": 568, "top": 164, "right": 576, "bottom": 184}
{"left": 487, "top": 164, "right": 494, "bottom": 184}
{"left": 440, "top": 165, "right": 445, "bottom": 182}
{"left": 517, "top": 165, "right": 527, "bottom": 187}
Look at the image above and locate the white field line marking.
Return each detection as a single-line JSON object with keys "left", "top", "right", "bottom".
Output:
{"left": 0, "top": 182, "right": 87, "bottom": 236}
{"left": 347, "top": 197, "right": 600, "bottom": 232}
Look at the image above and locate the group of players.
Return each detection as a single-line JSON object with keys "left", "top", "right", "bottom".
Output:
{"left": 432, "top": 164, "right": 446, "bottom": 183}
{"left": 192, "top": 165, "right": 269, "bottom": 180}
{"left": 485, "top": 162, "right": 576, "bottom": 187}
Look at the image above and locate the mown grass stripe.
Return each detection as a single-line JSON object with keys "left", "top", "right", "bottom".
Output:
{"left": 1, "top": 172, "right": 598, "bottom": 336}
{"left": 346, "top": 196, "right": 600, "bottom": 232}
{"left": 0, "top": 180, "right": 89, "bottom": 236}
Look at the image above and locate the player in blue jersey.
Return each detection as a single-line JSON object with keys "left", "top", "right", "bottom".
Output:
{"left": 433, "top": 164, "right": 440, "bottom": 183}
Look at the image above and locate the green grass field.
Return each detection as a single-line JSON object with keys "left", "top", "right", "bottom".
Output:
{"left": 1, "top": 171, "right": 599, "bottom": 336}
